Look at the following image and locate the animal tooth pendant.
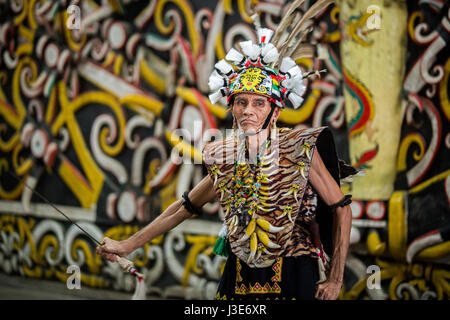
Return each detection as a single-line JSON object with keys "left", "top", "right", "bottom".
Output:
{"left": 217, "top": 182, "right": 231, "bottom": 201}
{"left": 210, "top": 164, "right": 223, "bottom": 185}
{"left": 296, "top": 161, "right": 307, "bottom": 180}
{"left": 257, "top": 173, "right": 271, "bottom": 183}
{"left": 239, "top": 218, "right": 256, "bottom": 242}
{"left": 255, "top": 243, "right": 265, "bottom": 261}
{"left": 257, "top": 205, "right": 276, "bottom": 212}
{"left": 247, "top": 232, "right": 258, "bottom": 264}
{"left": 256, "top": 229, "right": 280, "bottom": 249}
{"left": 300, "top": 141, "right": 312, "bottom": 160}
{"left": 277, "top": 204, "right": 294, "bottom": 223}
{"left": 223, "top": 198, "right": 232, "bottom": 217}
{"left": 256, "top": 218, "right": 284, "bottom": 233}
{"left": 286, "top": 184, "right": 302, "bottom": 202}
{"left": 229, "top": 215, "right": 239, "bottom": 235}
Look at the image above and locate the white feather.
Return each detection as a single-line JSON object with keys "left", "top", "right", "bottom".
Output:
{"left": 225, "top": 48, "right": 245, "bottom": 65}
{"left": 286, "top": 66, "right": 302, "bottom": 79}
{"left": 239, "top": 40, "right": 260, "bottom": 62}
{"left": 292, "top": 79, "right": 306, "bottom": 96}
{"left": 208, "top": 72, "right": 227, "bottom": 92}
{"left": 279, "top": 57, "right": 297, "bottom": 73}
{"left": 261, "top": 44, "right": 279, "bottom": 64}
{"left": 215, "top": 59, "right": 233, "bottom": 76}
{"left": 209, "top": 89, "right": 226, "bottom": 104}
{"left": 257, "top": 28, "right": 274, "bottom": 45}
{"left": 286, "top": 91, "right": 304, "bottom": 109}
{"left": 281, "top": 78, "right": 293, "bottom": 89}
{"left": 261, "top": 43, "right": 275, "bottom": 57}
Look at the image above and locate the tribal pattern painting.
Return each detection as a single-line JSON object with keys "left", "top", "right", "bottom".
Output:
{"left": 0, "top": 0, "right": 448, "bottom": 299}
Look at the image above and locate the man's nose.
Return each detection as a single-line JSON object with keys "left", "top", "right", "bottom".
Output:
{"left": 242, "top": 105, "right": 254, "bottom": 115}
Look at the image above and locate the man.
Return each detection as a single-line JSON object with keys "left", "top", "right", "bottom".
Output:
{"left": 97, "top": 88, "right": 352, "bottom": 300}
{"left": 97, "top": 6, "right": 352, "bottom": 299}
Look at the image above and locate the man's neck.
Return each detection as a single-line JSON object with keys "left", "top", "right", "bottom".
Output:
{"left": 245, "top": 128, "right": 270, "bottom": 163}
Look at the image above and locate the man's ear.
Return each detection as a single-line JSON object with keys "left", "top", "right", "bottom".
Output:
{"left": 272, "top": 107, "right": 281, "bottom": 122}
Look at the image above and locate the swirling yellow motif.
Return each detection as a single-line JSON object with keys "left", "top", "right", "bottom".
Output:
{"left": 61, "top": 84, "right": 125, "bottom": 157}
{"left": 0, "top": 131, "right": 20, "bottom": 153}
{"left": 144, "top": 158, "right": 161, "bottom": 194}
{"left": 237, "top": 0, "right": 254, "bottom": 23}
{"left": 366, "top": 229, "right": 386, "bottom": 256}
{"left": 409, "top": 170, "right": 450, "bottom": 194}
{"left": 330, "top": 6, "right": 340, "bottom": 24}
{"left": 16, "top": 217, "right": 37, "bottom": 254}
{"left": 346, "top": 12, "right": 375, "bottom": 47}
{"left": 113, "top": 54, "right": 124, "bottom": 76}
{"left": 102, "top": 52, "right": 116, "bottom": 68}
{"left": 37, "top": 234, "right": 59, "bottom": 264}
{"left": 12, "top": 57, "right": 37, "bottom": 123}
{"left": 27, "top": 0, "right": 41, "bottom": 30}
{"left": 323, "top": 6, "right": 341, "bottom": 43}
{"left": 154, "top": 0, "right": 200, "bottom": 57}
{"left": 0, "top": 159, "right": 25, "bottom": 200}
{"left": 388, "top": 191, "right": 407, "bottom": 261}
{"left": 71, "top": 239, "right": 102, "bottom": 273}
{"left": 61, "top": 11, "right": 87, "bottom": 52}
{"left": 12, "top": 144, "right": 33, "bottom": 176}
{"left": 278, "top": 88, "right": 321, "bottom": 124}
{"left": 416, "top": 241, "right": 450, "bottom": 262}
{"left": 140, "top": 60, "right": 166, "bottom": 95}
{"left": 182, "top": 234, "right": 218, "bottom": 286}
{"left": 431, "top": 268, "right": 450, "bottom": 300}
{"left": 440, "top": 58, "right": 450, "bottom": 121}
{"left": 51, "top": 82, "right": 105, "bottom": 208}
{"left": 407, "top": 11, "right": 423, "bottom": 44}
{"left": 45, "top": 86, "right": 57, "bottom": 124}
{"left": 16, "top": 42, "right": 33, "bottom": 58}
{"left": 223, "top": 0, "right": 233, "bottom": 14}
{"left": 215, "top": 31, "right": 226, "bottom": 60}
{"left": 120, "top": 94, "right": 164, "bottom": 116}
{"left": 397, "top": 133, "right": 426, "bottom": 171}
{"left": 13, "top": 0, "right": 28, "bottom": 26}
{"left": 18, "top": 25, "right": 34, "bottom": 42}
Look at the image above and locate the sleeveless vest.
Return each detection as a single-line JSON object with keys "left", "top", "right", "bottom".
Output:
{"left": 202, "top": 126, "right": 339, "bottom": 268}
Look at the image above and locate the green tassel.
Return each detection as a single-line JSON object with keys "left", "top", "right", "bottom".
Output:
{"left": 213, "top": 237, "right": 229, "bottom": 257}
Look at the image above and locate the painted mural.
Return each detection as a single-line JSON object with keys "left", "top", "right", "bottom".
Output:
{"left": 0, "top": 0, "right": 448, "bottom": 300}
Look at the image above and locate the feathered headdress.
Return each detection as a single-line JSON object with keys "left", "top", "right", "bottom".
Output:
{"left": 208, "top": 0, "right": 333, "bottom": 109}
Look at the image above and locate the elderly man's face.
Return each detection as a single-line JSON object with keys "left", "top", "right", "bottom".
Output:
{"left": 231, "top": 93, "right": 280, "bottom": 133}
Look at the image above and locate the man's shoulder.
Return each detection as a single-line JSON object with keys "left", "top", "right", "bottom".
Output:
{"left": 282, "top": 126, "right": 328, "bottom": 140}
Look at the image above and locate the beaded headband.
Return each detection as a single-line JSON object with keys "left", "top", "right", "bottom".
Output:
{"left": 207, "top": 0, "right": 334, "bottom": 109}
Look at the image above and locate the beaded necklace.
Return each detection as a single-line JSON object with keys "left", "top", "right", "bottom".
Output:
{"left": 230, "top": 133, "right": 271, "bottom": 227}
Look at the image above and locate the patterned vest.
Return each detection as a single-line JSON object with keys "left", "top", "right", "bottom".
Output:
{"left": 202, "top": 126, "right": 339, "bottom": 268}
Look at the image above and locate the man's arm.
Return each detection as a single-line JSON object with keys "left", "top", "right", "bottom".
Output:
{"left": 97, "top": 174, "right": 217, "bottom": 261}
{"left": 309, "top": 149, "right": 352, "bottom": 299}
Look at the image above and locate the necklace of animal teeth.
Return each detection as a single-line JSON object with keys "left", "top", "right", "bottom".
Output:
{"left": 231, "top": 135, "right": 271, "bottom": 227}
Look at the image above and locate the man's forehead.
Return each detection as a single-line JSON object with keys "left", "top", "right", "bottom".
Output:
{"left": 235, "top": 94, "right": 268, "bottom": 101}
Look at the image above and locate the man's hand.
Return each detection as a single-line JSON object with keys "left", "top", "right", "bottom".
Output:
{"left": 315, "top": 280, "right": 342, "bottom": 300}
{"left": 96, "top": 237, "right": 131, "bottom": 262}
